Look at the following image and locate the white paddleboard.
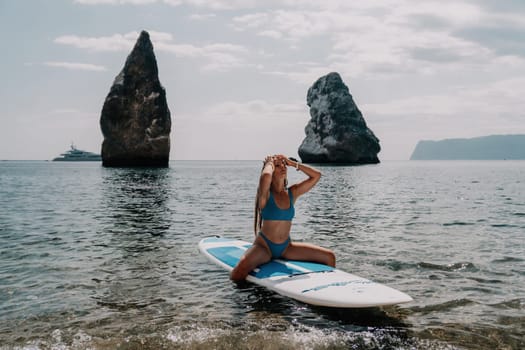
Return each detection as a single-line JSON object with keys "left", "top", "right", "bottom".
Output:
{"left": 198, "top": 236, "right": 413, "bottom": 308}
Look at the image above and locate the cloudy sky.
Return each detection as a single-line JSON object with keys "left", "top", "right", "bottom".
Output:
{"left": 1, "top": 0, "right": 524, "bottom": 160}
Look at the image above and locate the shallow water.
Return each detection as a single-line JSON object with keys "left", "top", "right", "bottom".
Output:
{"left": 0, "top": 160, "right": 524, "bottom": 349}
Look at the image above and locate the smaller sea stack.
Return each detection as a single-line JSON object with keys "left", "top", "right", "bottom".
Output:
{"left": 298, "top": 72, "right": 380, "bottom": 164}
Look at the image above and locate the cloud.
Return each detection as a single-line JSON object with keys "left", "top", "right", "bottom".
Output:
{"left": 455, "top": 24, "right": 525, "bottom": 57}
{"left": 362, "top": 76, "right": 525, "bottom": 134}
{"left": 44, "top": 61, "right": 107, "bottom": 71}
{"left": 183, "top": 0, "right": 258, "bottom": 10}
{"left": 357, "top": 75, "right": 525, "bottom": 159}
{"left": 63, "top": 2, "right": 525, "bottom": 78}
{"left": 265, "top": 64, "right": 335, "bottom": 85}
{"left": 54, "top": 33, "right": 137, "bottom": 51}
{"left": 409, "top": 47, "right": 469, "bottom": 63}
{"left": 257, "top": 30, "right": 283, "bottom": 39}
{"left": 224, "top": 1, "right": 525, "bottom": 83}
{"left": 155, "top": 41, "right": 250, "bottom": 71}
{"left": 54, "top": 31, "right": 174, "bottom": 52}
{"left": 74, "top": 0, "right": 158, "bottom": 4}
{"left": 464, "top": 0, "right": 525, "bottom": 13}
{"left": 189, "top": 13, "right": 217, "bottom": 21}
{"left": 232, "top": 13, "right": 269, "bottom": 30}
{"left": 17, "top": 108, "right": 99, "bottom": 125}
{"left": 75, "top": 0, "right": 258, "bottom": 9}
{"left": 206, "top": 99, "right": 305, "bottom": 118}
{"left": 54, "top": 31, "right": 250, "bottom": 72}
{"left": 157, "top": 42, "right": 247, "bottom": 57}
{"left": 174, "top": 99, "right": 309, "bottom": 159}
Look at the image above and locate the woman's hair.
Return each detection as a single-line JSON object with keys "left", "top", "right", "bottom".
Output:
{"left": 254, "top": 184, "right": 262, "bottom": 236}
{"left": 254, "top": 162, "right": 265, "bottom": 236}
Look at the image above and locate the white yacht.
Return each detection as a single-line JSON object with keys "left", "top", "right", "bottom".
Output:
{"left": 52, "top": 144, "right": 101, "bottom": 161}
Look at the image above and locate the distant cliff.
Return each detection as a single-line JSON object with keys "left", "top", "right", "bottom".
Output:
{"left": 410, "top": 135, "right": 525, "bottom": 160}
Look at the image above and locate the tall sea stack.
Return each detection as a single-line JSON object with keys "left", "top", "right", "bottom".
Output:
{"left": 298, "top": 72, "right": 380, "bottom": 164}
{"left": 100, "top": 30, "right": 171, "bottom": 167}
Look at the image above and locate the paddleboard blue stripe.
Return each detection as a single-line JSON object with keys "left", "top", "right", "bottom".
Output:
{"left": 208, "top": 247, "right": 243, "bottom": 268}
{"left": 203, "top": 237, "right": 235, "bottom": 243}
{"left": 287, "top": 260, "right": 334, "bottom": 273}
{"left": 301, "top": 279, "right": 374, "bottom": 294}
{"left": 251, "top": 261, "right": 299, "bottom": 278}
{"left": 207, "top": 247, "right": 294, "bottom": 277}
{"left": 207, "top": 246, "right": 334, "bottom": 279}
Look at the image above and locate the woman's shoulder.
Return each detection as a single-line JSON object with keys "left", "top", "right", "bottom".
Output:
{"left": 288, "top": 184, "right": 299, "bottom": 199}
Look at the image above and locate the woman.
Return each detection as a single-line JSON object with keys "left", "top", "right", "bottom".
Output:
{"left": 230, "top": 154, "right": 336, "bottom": 282}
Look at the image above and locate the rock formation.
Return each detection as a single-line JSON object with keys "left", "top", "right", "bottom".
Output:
{"left": 298, "top": 72, "right": 380, "bottom": 164}
{"left": 100, "top": 30, "right": 171, "bottom": 167}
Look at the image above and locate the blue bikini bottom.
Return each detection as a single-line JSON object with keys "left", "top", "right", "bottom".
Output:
{"left": 258, "top": 231, "right": 290, "bottom": 258}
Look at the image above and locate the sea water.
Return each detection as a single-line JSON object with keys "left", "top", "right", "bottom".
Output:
{"left": 0, "top": 160, "right": 523, "bottom": 349}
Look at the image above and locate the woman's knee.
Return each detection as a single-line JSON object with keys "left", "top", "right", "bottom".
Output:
{"left": 230, "top": 258, "right": 250, "bottom": 281}
{"left": 230, "top": 248, "right": 267, "bottom": 282}
{"left": 230, "top": 267, "right": 248, "bottom": 282}
{"left": 325, "top": 249, "right": 336, "bottom": 267}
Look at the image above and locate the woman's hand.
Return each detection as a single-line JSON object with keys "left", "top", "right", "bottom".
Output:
{"left": 274, "top": 154, "right": 293, "bottom": 167}
{"left": 263, "top": 155, "right": 275, "bottom": 171}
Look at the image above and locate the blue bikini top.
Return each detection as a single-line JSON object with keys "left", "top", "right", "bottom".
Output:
{"left": 261, "top": 189, "right": 295, "bottom": 221}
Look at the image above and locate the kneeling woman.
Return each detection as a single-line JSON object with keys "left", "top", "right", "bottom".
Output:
{"left": 230, "top": 154, "right": 336, "bottom": 281}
